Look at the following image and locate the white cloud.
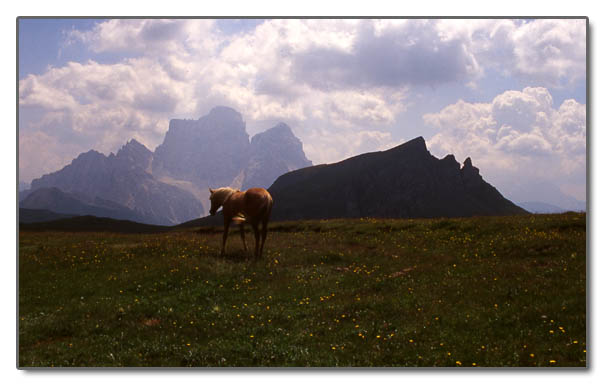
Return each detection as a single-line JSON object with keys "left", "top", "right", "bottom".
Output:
{"left": 19, "top": 18, "right": 586, "bottom": 189}
{"left": 19, "top": 57, "right": 190, "bottom": 168}
{"left": 512, "top": 19, "right": 586, "bottom": 87}
{"left": 445, "top": 19, "right": 585, "bottom": 87}
{"left": 19, "top": 131, "right": 83, "bottom": 183}
{"left": 290, "top": 19, "right": 482, "bottom": 90}
{"left": 67, "top": 19, "right": 219, "bottom": 56}
{"left": 443, "top": 19, "right": 586, "bottom": 88}
{"left": 302, "top": 127, "right": 398, "bottom": 165}
{"left": 424, "top": 87, "right": 586, "bottom": 201}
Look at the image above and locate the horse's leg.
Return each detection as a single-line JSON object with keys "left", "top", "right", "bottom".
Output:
{"left": 239, "top": 223, "right": 248, "bottom": 252}
{"left": 221, "top": 219, "right": 231, "bottom": 257}
{"left": 259, "top": 216, "right": 269, "bottom": 259}
{"left": 252, "top": 221, "right": 260, "bottom": 259}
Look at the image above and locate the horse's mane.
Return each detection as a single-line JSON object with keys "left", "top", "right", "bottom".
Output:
{"left": 210, "top": 187, "right": 239, "bottom": 206}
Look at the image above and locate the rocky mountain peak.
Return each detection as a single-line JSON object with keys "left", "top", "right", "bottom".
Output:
{"left": 119, "top": 138, "right": 147, "bottom": 152}
{"left": 441, "top": 154, "right": 459, "bottom": 165}
{"left": 74, "top": 149, "right": 106, "bottom": 164}
{"left": 153, "top": 106, "right": 250, "bottom": 187}
{"left": 242, "top": 122, "right": 312, "bottom": 190}
{"left": 153, "top": 107, "right": 310, "bottom": 195}
{"left": 462, "top": 157, "right": 480, "bottom": 176}
{"left": 461, "top": 156, "right": 484, "bottom": 191}
{"left": 28, "top": 106, "right": 314, "bottom": 223}
{"left": 251, "top": 123, "right": 300, "bottom": 147}
{"left": 206, "top": 105, "right": 244, "bottom": 123}
{"left": 258, "top": 122, "right": 293, "bottom": 137}
{"left": 402, "top": 136, "right": 428, "bottom": 154}
{"left": 116, "top": 139, "right": 153, "bottom": 172}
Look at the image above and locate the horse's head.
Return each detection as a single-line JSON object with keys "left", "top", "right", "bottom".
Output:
{"left": 208, "top": 188, "right": 220, "bottom": 216}
{"left": 209, "top": 187, "right": 238, "bottom": 216}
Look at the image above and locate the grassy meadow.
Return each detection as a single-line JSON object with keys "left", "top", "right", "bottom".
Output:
{"left": 18, "top": 213, "right": 586, "bottom": 367}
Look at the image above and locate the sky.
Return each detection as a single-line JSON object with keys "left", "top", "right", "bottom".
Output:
{"left": 18, "top": 18, "right": 587, "bottom": 208}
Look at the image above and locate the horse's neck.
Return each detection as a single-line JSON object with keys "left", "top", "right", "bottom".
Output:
{"left": 217, "top": 188, "right": 238, "bottom": 205}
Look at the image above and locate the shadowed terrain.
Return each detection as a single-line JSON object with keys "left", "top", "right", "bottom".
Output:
{"left": 19, "top": 213, "right": 585, "bottom": 367}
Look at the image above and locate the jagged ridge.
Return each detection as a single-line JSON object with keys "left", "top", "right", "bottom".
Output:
{"left": 267, "top": 136, "right": 527, "bottom": 220}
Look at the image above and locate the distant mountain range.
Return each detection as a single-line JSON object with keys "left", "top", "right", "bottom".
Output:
{"left": 20, "top": 106, "right": 311, "bottom": 225}
{"left": 19, "top": 208, "right": 77, "bottom": 224}
{"left": 517, "top": 201, "right": 570, "bottom": 214}
{"left": 267, "top": 136, "right": 527, "bottom": 221}
{"left": 20, "top": 187, "right": 147, "bottom": 223}
{"left": 19, "top": 212, "right": 170, "bottom": 233}
{"left": 21, "top": 107, "right": 566, "bottom": 227}
{"left": 190, "top": 136, "right": 527, "bottom": 227}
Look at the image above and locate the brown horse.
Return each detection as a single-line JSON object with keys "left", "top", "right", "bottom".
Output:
{"left": 208, "top": 187, "right": 273, "bottom": 259}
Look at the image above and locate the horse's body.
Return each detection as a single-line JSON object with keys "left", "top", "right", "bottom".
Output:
{"left": 208, "top": 187, "right": 273, "bottom": 259}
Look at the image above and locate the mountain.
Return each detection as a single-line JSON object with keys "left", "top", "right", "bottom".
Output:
{"left": 152, "top": 106, "right": 251, "bottom": 189}
{"left": 267, "top": 136, "right": 527, "bottom": 221}
{"left": 29, "top": 140, "right": 205, "bottom": 226}
{"left": 498, "top": 178, "right": 585, "bottom": 213}
{"left": 25, "top": 106, "right": 312, "bottom": 224}
{"left": 19, "top": 208, "right": 77, "bottom": 224}
{"left": 517, "top": 201, "right": 568, "bottom": 214}
{"left": 19, "top": 214, "right": 170, "bottom": 234}
{"left": 20, "top": 187, "right": 147, "bottom": 222}
{"left": 151, "top": 106, "right": 312, "bottom": 213}
{"left": 242, "top": 123, "right": 312, "bottom": 189}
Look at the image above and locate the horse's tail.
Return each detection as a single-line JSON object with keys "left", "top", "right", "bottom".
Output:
{"left": 232, "top": 214, "right": 246, "bottom": 224}
{"left": 261, "top": 194, "right": 273, "bottom": 219}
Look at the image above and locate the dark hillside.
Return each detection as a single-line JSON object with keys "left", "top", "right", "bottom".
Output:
{"left": 268, "top": 137, "right": 527, "bottom": 221}
{"left": 19, "top": 215, "right": 170, "bottom": 234}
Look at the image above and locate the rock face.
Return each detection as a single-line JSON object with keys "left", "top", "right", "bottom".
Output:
{"left": 151, "top": 107, "right": 312, "bottom": 213}
{"left": 243, "top": 123, "right": 312, "bottom": 190}
{"left": 29, "top": 140, "right": 205, "bottom": 226}
{"left": 152, "top": 106, "right": 251, "bottom": 188}
{"left": 25, "top": 106, "right": 312, "bottom": 224}
{"left": 268, "top": 136, "right": 527, "bottom": 221}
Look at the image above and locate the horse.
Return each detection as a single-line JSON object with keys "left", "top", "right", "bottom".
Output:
{"left": 208, "top": 187, "right": 274, "bottom": 259}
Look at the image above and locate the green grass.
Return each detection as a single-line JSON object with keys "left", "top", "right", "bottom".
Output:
{"left": 18, "top": 213, "right": 586, "bottom": 367}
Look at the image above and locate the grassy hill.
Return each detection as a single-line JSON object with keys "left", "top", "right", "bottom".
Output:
{"left": 18, "top": 213, "right": 586, "bottom": 367}
{"left": 19, "top": 214, "right": 170, "bottom": 234}
{"left": 18, "top": 208, "right": 78, "bottom": 224}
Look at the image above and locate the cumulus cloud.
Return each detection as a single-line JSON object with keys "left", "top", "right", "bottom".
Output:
{"left": 512, "top": 19, "right": 586, "bottom": 87}
{"left": 437, "top": 19, "right": 586, "bottom": 88}
{"left": 424, "top": 87, "right": 586, "bottom": 201}
{"left": 67, "top": 19, "right": 219, "bottom": 56}
{"left": 19, "top": 58, "right": 186, "bottom": 163}
{"left": 291, "top": 19, "right": 480, "bottom": 90}
{"left": 19, "top": 18, "right": 586, "bottom": 188}
{"left": 301, "top": 127, "right": 399, "bottom": 166}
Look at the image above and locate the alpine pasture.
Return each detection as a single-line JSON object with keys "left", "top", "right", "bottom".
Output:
{"left": 18, "top": 213, "right": 586, "bottom": 367}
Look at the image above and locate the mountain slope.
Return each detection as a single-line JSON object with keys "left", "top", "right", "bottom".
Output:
{"left": 152, "top": 106, "right": 251, "bottom": 189}
{"left": 150, "top": 107, "right": 312, "bottom": 214}
{"left": 242, "top": 122, "right": 312, "bottom": 190}
{"left": 19, "top": 208, "right": 77, "bottom": 224}
{"left": 20, "top": 187, "right": 147, "bottom": 223}
{"left": 29, "top": 140, "right": 204, "bottom": 225}
{"left": 267, "top": 136, "right": 527, "bottom": 221}
{"left": 19, "top": 215, "right": 170, "bottom": 233}
{"left": 517, "top": 201, "right": 567, "bottom": 214}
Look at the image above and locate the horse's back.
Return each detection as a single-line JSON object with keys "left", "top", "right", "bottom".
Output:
{"left": 244, "top": 188, "right": 273, "bottom": 218}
